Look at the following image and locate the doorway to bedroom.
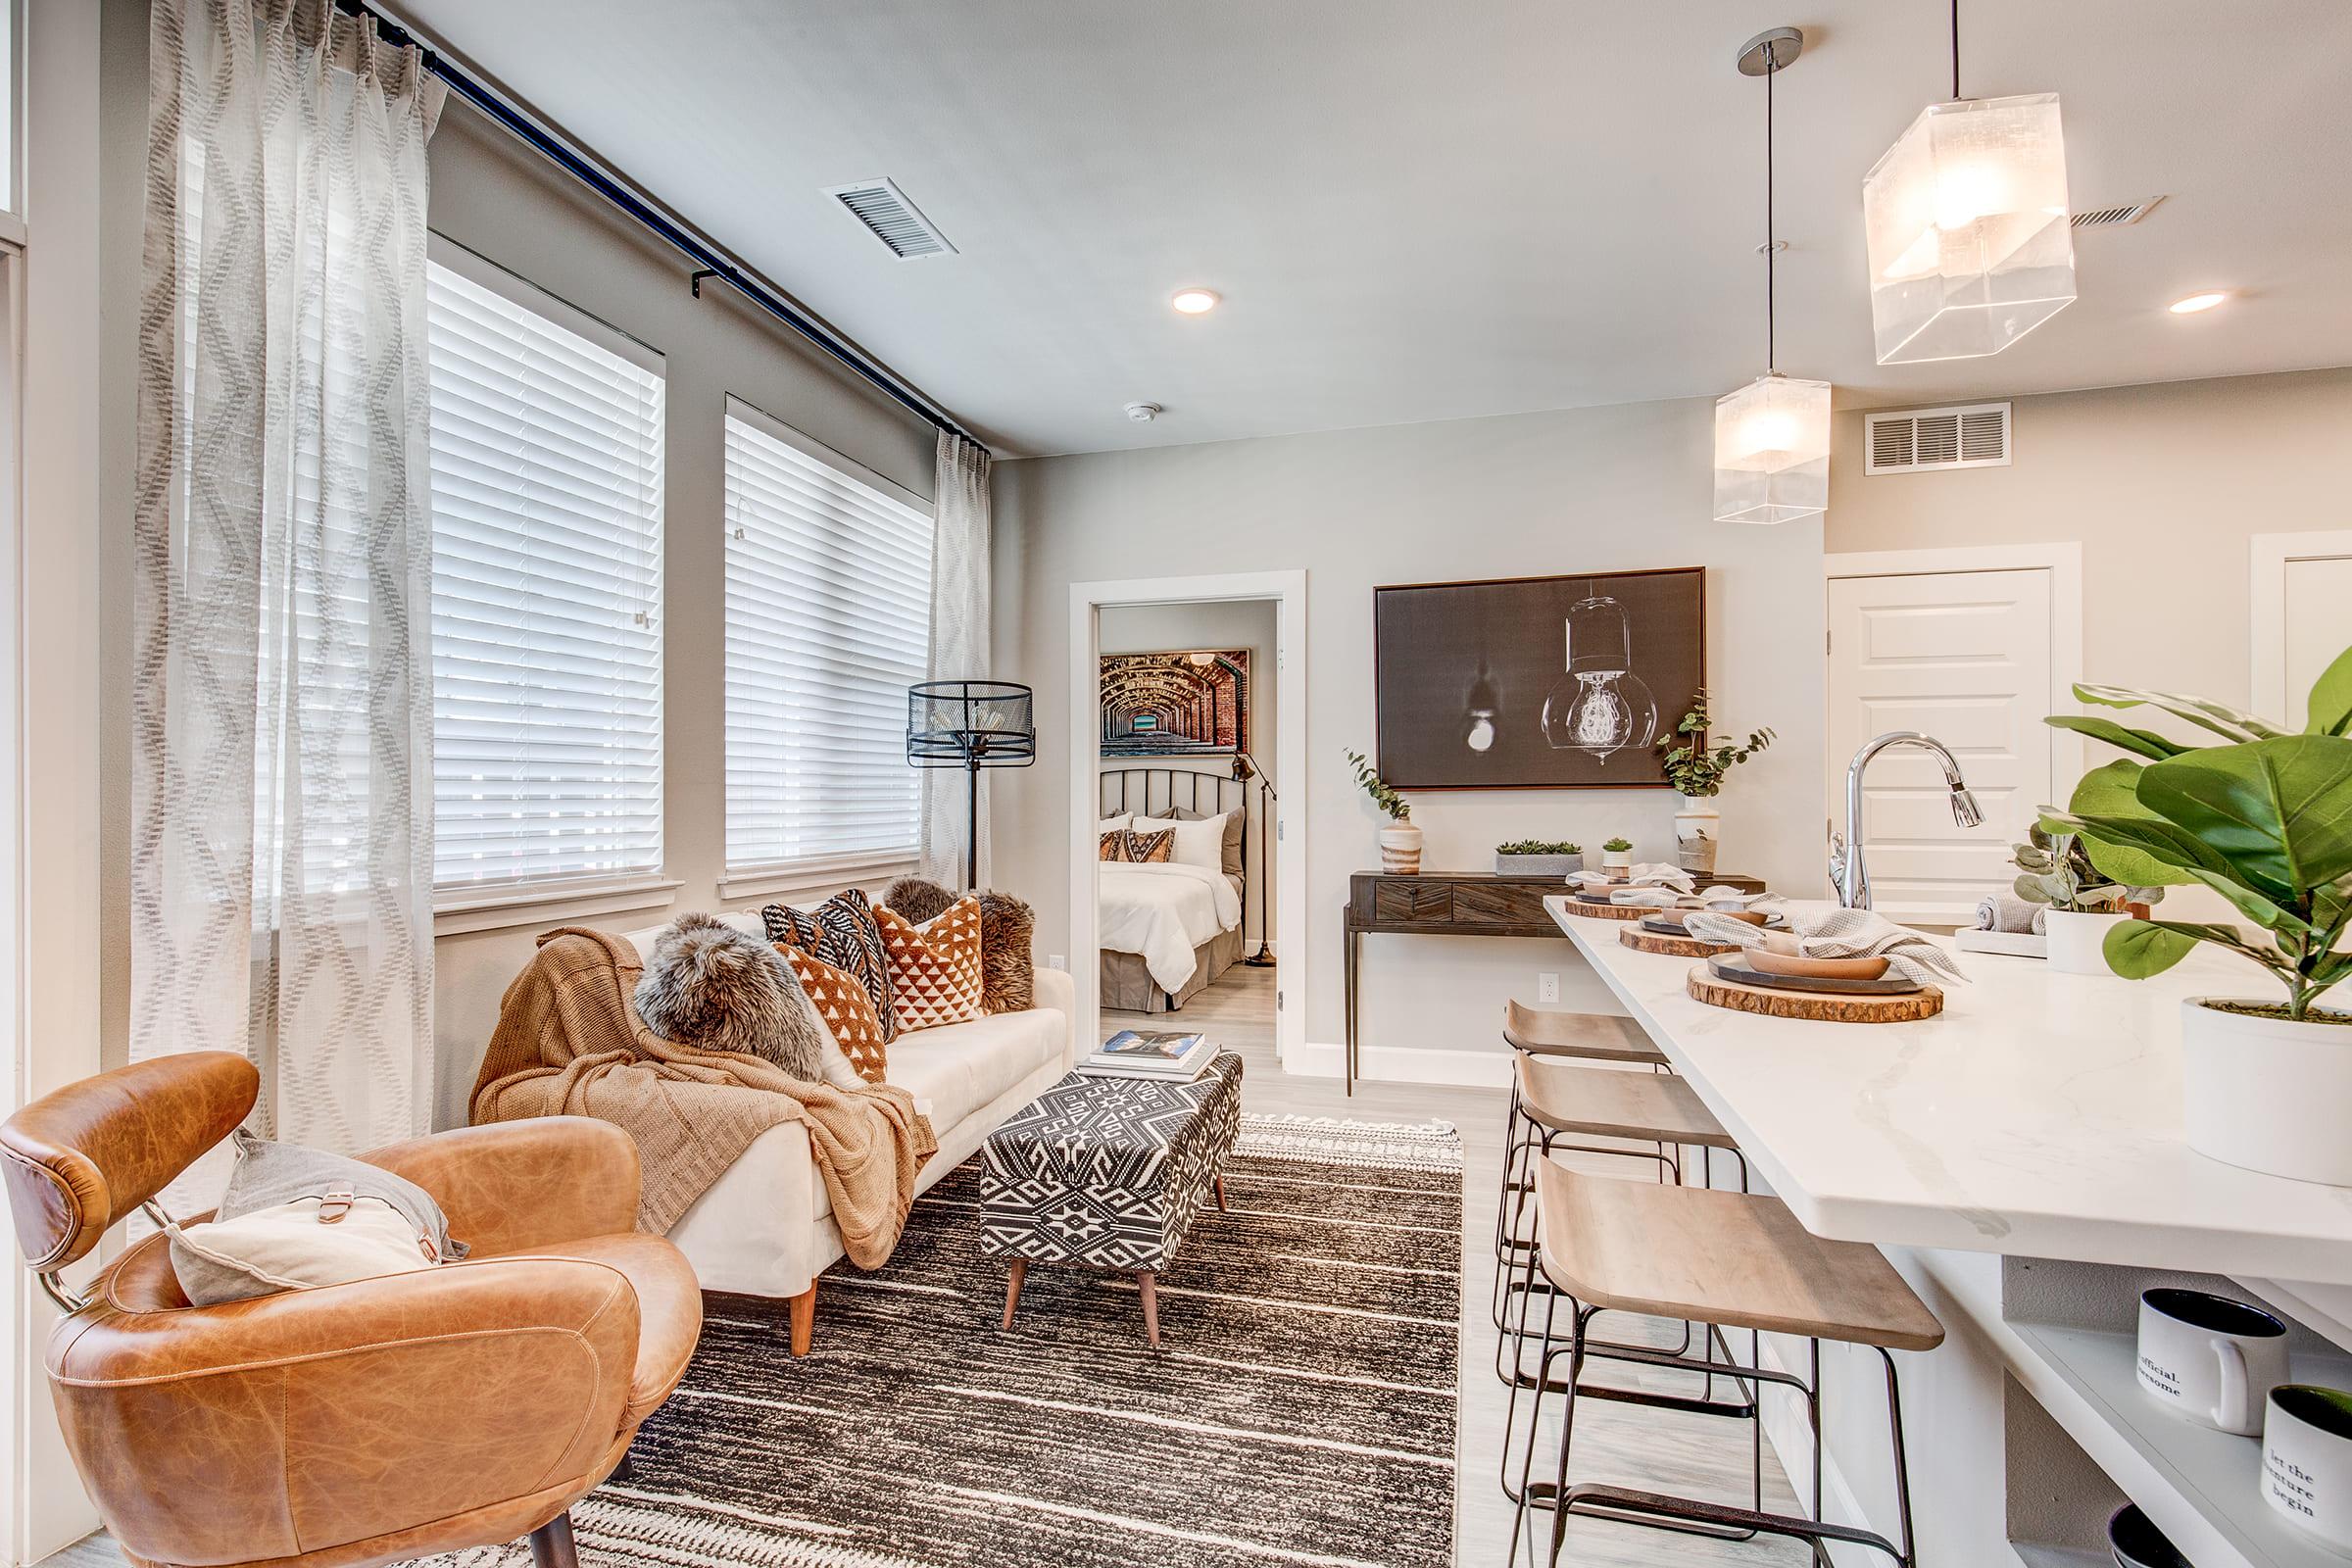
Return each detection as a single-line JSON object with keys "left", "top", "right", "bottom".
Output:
{"left": 1067, "top": 571, "right": 1306, "bottom": 1072}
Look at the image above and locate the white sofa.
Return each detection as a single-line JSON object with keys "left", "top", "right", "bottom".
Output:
{"left": 612, "top": 912, "right": 1076, "bottom": 1344}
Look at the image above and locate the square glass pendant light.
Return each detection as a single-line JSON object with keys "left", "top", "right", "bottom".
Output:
{"left": 1863, "top": 92, "right": 2075, "bottom": 365}
{"left": 1712, "top": 372, "right": 1830, "bottom": 524}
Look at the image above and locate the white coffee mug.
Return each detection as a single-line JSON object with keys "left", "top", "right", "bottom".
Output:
{"left": 2266, "top": 1385, "right": 2352, "bottom": 1550}
{"left": 2135, "top": 1287, "right": 2289, "bottom": 1436}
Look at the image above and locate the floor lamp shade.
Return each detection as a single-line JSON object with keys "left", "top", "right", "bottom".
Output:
{"left": 1862, "top": 92, "right": 2076, "bottom": 365}
{"left": 906, "top": 681, "right": 1036, "bottom": 890}
{"left": 1711, "top": 372, "right": 1831, "bottom": 524}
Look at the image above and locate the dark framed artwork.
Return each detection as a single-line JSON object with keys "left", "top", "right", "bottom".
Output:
{"left": 1372, "top": 567, "right": 1704, "bottom": 789}
{"left": 1100, "top": 649, "right": 1250, "bottom": 757}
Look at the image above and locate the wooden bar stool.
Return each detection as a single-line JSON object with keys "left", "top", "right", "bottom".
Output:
{"left": 1494, "top": 1001, "right": 1667, "bottom": 1267}
{"left": 1507, "top": 1159, "right": 1945, "bottom": 1568}
{"left": 1493, "top": 1056, "right": 1746, "bottom": 1379}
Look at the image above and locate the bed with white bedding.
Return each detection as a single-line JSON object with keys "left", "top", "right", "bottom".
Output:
{"left": 1097, "top": 768, "right": 1252, "bottom": 1012}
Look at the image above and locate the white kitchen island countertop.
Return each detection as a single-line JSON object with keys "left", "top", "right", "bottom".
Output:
{"left": 1544, "top": 896, "right": 2352, "bottom": 1285}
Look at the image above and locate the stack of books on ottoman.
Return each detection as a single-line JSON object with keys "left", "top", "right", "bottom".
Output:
{"left": 1081, "top": 1028, "right": 1218, "bottom": 1081}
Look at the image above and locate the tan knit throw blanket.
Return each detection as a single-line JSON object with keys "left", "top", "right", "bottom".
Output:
{"left": 469, "top": 927, "right": 938, "bottom": 1264}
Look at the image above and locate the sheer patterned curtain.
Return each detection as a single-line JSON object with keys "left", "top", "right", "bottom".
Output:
{"left": 131, "top": 0, "right": 445, "bottom": 1167}
{"left": 918, "top": 432, "right": 994, "bottom": 884}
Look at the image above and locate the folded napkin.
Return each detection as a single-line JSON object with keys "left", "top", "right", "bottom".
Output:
{"left": 1974, "top": 892, "right": 2046, "bottom": 935}
{"left": 1695, "top": 887, "right": 1784, "bottom": 911}
{"left": 1684, "top": 906, "right": 1968, "bottom": 989}
{"left": 1573, "top": 863, "right": 1694, "bottom": 893}
{"left": 1608, "top": 887, "right": 1683, "bottom": 907}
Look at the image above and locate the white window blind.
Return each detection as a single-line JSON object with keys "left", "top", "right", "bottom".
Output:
{"left": 723, "top": 398, "right": 933, "bottom": 876}
{"left": 426, "top": 241, "right": 665, "bottom": 892}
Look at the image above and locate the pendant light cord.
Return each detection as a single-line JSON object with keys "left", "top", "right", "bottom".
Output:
{"left": 1764, "top": 37, "right": 1777, "bottom": 373}
{"left": 1950, "top": 0, "right": 1962, "bottom": 100}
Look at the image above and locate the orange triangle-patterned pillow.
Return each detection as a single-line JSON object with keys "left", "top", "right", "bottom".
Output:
{"left": 774, "top": 942, "right": 889, "bottom": 1083}
{"left": 874, "top": 898, "right": 985, "bottom": 1031}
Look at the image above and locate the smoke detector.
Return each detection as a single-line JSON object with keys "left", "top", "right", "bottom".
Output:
{"left": 1124, "top": 403, "right": 1163, "bottom": 423}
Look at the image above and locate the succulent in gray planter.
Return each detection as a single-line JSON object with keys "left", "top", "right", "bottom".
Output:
{"left": 1495, "top": 839, "right": 1583, "bottom": 877}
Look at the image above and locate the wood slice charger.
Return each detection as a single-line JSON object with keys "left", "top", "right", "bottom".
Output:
{"left": 1620, "top": 926, "right": 1740, "bottom": 958}
{"left": 1686, "top": 962, "right": 1944, "bottom": 1023}
{"left": 1562, "top": 893, "right": 1657, "bottom": 923}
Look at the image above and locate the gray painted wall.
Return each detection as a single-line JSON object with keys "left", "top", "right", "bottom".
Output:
{"left": 991, "top": 398, "right": 1830, "bottom": 1074}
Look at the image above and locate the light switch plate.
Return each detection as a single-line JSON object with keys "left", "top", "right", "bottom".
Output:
{"left": 1048, "top": 955, "right": 1067, "bottom": 971}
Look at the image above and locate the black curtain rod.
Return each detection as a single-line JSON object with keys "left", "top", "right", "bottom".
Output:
{"left": 335, "top": 0, "right": 987, "bottom": 454}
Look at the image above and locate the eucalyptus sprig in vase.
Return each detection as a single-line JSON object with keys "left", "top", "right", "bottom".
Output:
{"left": 1654, "top": 691, "right": 1773, "bottom": 876}
{"left": 1348, "top": 748, "right": 1422, "bottom": 874}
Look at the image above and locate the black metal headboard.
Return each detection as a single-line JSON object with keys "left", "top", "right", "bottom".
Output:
{"left": 1098, "top": 766, "right": 1251, "bottom": 889}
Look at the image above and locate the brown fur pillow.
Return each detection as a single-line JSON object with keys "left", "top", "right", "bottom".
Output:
{"left": 977, "top": 891, "right": 1036, "bottom": 1014}
{"left": 882, "top": 875, "right": 957, "bottom": 925}
{"left": 882, "top": 878, "right": 1034, "bottom": 1014}
{"left": 633, "top": 913, "right": 859, "bottom": 1087}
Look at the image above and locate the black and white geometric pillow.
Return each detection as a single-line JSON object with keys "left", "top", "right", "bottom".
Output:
{"left": 762, "top": 888, "right": 899, "bottom": 1040}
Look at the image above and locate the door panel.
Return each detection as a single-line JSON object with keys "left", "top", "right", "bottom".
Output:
{"left": 1828, "top": 568, "right": 2054, "bottom": 928}
{"left": 2285, "top": 555, "right": 2352, "bottom": 717}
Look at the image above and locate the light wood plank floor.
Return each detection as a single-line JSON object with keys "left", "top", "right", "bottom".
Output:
{"left": 1107, "top": 963, "right": 1802, "bottom": 1568}
{"left": 43, "top": 963, "right": 1797, "bottom": 1568}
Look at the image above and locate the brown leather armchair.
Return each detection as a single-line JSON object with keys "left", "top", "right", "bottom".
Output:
{"left": 0, "top": 1051, "right": 700, "bottom": 1568}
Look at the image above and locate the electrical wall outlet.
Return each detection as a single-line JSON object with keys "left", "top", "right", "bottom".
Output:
{"left": 1538, "top": 971, "right": 1560, "bottom": 1004}
{"left": 1047, "top": 954, "right": 1067, "bottom": 971}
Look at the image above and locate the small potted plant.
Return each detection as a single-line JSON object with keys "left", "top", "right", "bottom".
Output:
{"left": 1496, "top": 839, "right": 1583, "bottom": 877}
{"left": 2041, "top": 645, "right": 2352, "bottom": 1185}
{"left": 1655, "top": 690, "right": 1773, "bottom": 877}
{"left": 1348, "top": 748, "right": 1421, "bottom": 874}
{"left": 2010, "top": 821, "right": 2161, "bottom": 974}
{"left": 1599, "top": 837, "right": 1635, "bottom": 874}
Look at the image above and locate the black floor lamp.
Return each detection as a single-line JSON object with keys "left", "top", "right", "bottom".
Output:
{"left": 1233, "top": 750, "right": 1278, "bottom": 968}
{"left": 906, "top": 681, "right": 1036, "bottom": 891}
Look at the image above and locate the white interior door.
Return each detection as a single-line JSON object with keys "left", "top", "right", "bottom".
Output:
{"left": 2283, "top": 556, "right": 2352, "bottom": 717}
{"left": 1827, "top": 568, "right": 2054, "bottom": 927}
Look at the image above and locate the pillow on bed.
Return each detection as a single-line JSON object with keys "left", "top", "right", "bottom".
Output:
{"left": 1132, "top": 812, "right": 1227, "bottom": 872}
{"left": 1173, "top": 806, "right": 1247, "bottom": 877}
{"left": 1096, "top": 812, "right": 1132, "bottom": 836}
{"left": 1123, "top": 826, "right": 1175, "bottom": 863}
{"left": 1099, "top": 830, "right": 1132, "bottom": 862}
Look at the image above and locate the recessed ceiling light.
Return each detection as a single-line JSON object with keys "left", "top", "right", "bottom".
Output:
{"left": 2169, "top": 291, "right": 2231, "bottom": 315}
{"left": 1170, "top": 288, "right": 1220, "bottom": 315}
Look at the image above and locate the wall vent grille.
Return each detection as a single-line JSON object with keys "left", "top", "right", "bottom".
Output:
{"left": 823, "top": 177, "right": 956, "bottom": 259}
{"left": 1864, "top": 402, "right": 2012, "bottom": 475}
{"left": 2072, "top": 196, "right": 2166, "bottom": 229}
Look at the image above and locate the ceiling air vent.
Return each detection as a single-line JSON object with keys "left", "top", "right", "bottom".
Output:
{"left": 2073, "top": 196, "right": 2166, "bottom": 229}
{"left": 1864, "top": 402, "right": 2012, "bottom": 475}
{"left": 823, "top": 177, "right": 956, "bottom": 259}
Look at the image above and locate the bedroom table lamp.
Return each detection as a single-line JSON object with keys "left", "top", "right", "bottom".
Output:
{"left": 906, "top": 680, "right": 1036, "bottom": 891}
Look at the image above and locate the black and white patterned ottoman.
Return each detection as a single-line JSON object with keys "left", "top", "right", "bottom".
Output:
{"left": 980, "top": 1052, "right": 1244, "bottom": 1347}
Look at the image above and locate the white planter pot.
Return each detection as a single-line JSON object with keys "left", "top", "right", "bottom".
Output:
{"left": 1673, "top": 794, "right": 1721, "bottom": 876}
{"left": 2044, "top": 908, "right": 2129, "bottom": 975}
{"left": 1378, "top": 823, "right": 1424, "bottom": 875}
{"left": 1600, "top": 849, "right": 1633, "bottom": 872}
{"left": 2181, "top": 998, "right": 2352, "bottom": 1187}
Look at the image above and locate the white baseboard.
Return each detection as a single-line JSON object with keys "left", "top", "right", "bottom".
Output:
{"left": 1284, "top": 1039, "right": 1512, "bottom": 1088}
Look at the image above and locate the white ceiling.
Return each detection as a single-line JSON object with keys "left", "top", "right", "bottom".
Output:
{"left": 395, "top": 1, "right": 2352, "bottom": 458}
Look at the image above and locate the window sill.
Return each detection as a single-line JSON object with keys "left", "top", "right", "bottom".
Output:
{"left": 716, "top": 854, "right": 919, "bottom": 906}
{"left": 432, "top": 874, "right": 684, "bottom": 937}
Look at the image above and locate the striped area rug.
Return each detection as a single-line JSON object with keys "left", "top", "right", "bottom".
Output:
{"left": 433, "top": 1114, "right": 1461, "bottom": 1568}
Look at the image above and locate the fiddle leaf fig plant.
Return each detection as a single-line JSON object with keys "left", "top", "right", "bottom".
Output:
{"left": 2039, "top": 645, "right": 2352, "bottom": 1020}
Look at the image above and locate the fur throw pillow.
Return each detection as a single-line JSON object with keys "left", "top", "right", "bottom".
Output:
{"left": 976, "top": 891, "right": 1036, "bottom": 1014}
{"left": 882, "top": 875, "right": 957, "bottom": 926}
{"left": 883, "top": 878, "right": 1034, "bottom": 1014}
{"left": 634, "top": 913, "right": 860, "bottom": 1088}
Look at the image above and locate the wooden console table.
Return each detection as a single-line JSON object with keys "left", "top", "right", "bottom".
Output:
{"left": 1340, "top": 869, "right": 1766, "bottom": 1095}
